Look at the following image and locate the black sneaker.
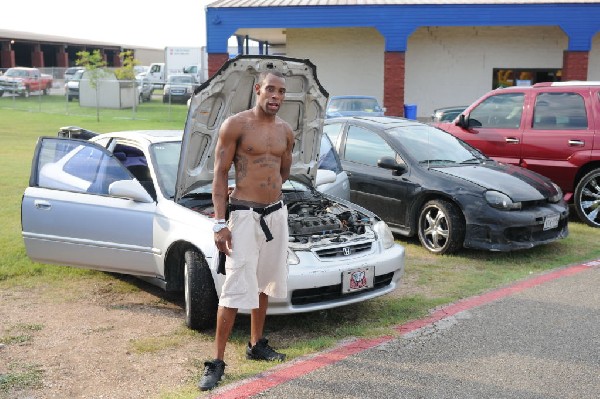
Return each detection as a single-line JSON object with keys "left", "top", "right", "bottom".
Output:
{"left": 246, "top": 338, "right": 286, "bottom": 361}
{"left": 198, "top": 359, "right": 226, "bottom": 391}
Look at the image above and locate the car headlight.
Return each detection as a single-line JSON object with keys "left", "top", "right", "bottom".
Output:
{"left": 287, "top": 248, "right": 300, "bottom": 265}
{"left": 548, "top": 183, "right": 563, "bottom": 203}
{"left": 373, "top": 220, "right": 395, "bottom": 249}
{"left": 485, "top": 190, "right": 522, "bottom": 210}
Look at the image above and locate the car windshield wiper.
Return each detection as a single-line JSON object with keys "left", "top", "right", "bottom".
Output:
{"left": 419, "top": 159, "right": 457, "bottom": 165}
{"left": 460, "top": 158, "right": 482, "bottom": 164}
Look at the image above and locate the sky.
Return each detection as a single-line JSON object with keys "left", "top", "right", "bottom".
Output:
{"left": 3, "top": 0, "right": 213, "bottom": 49}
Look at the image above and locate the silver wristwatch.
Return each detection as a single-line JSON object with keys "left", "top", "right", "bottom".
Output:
{"left": 213, "top": 221, "right": 227, "bottom": 233}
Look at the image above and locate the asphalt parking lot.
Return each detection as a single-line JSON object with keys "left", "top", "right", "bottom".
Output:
{"left": 207, "top": 260, "right": 600, "bottom": 399}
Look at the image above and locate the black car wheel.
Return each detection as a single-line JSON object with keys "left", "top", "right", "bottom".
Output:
{"left": 184, "top": 249, "right": 218, "bottom": 331}
{"left": 574, "top": 168, "right": 600, "bottom": 227}
{"left": 417, "top": 199, "right": 465, "bottom": 254}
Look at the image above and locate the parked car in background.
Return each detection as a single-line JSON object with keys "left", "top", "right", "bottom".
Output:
{"left": 430, "top": 105, "right": 467, "bottom": 123}
{"left": 0, "top": 67, "right": 53, "bottom": 97}
{"left": 64, "top": 66, "right": 84, "bottom": 82}
{"left": 134, "top": 65, "right": 149, "bottom": 77}
{"left": 137, "top": 78, "right": 154, "bottom": 103}
{"left": 434, "top": 82, "right": 600, "bottom": 227}
{"left": 21, "top": 56, "right": 405, "bottom": 331}
{"left": 326, "top": 95, "right": 385, "bottom": 119}
{"left": 324, "top": 116, "right": 568, "bottom": 254}
{"left": 65, "top": 69, "right": 84, "bottom": 102}
{"left": 162, "top": 74, "right": 195, "bottom": 103}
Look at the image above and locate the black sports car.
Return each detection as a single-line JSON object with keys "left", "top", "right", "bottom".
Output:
{"left": 324, "top": 116, "right": 569, "bottom": 254}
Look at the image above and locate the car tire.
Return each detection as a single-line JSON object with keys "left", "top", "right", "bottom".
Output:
{"left": 43, "top": 86, "right": 49, "bottom": 95}
{"left": 184, "top": 249, "right": 218, "bottom": 331}
{"left": 417, "top": 199, "right": 465, "bottom": 254}
{"left": 67, "top": 95, "right": 73, "bottom": 102}
{"left": 574, "top": 168, "right": 600, "bottom": 228}
{"left": 22, "top": 88, "right": 30, "bottom": 98}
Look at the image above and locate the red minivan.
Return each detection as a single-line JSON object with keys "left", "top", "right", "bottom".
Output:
{"left": 435, "top": 82, "right": 600, "bottom": 227}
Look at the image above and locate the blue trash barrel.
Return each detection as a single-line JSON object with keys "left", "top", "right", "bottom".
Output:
{"left": 404, "top": 104, "right": 417, "bottom": 120}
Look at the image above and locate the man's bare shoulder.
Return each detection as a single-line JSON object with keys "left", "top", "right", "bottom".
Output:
{"left": 276, "top": 116, "right": 294, "bottom": 136}
{"left": 224, "top": 110, "right": 253, "bottom": 125}
{"left": 221, "top": 110, "right": 253, "bottom": 136}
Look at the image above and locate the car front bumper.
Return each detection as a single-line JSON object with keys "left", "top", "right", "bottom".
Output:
{"left": 217, "top": 241, "right": 406, "bottom": 315}
{"left": 463, "top": 202, "right": 569, "bottom": 251}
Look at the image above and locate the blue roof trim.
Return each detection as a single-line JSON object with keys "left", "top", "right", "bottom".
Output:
{"left": 206, "top": 4, "right": 599, "bottom": 53}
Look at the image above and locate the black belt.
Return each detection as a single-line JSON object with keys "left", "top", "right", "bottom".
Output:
{"left": 228, "top": 200, "right": 283, "bottom": 242}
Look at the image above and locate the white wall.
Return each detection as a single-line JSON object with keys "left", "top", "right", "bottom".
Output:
{"left": 405, "top": 26, "right": 567, "bottom": 118}
{"left": 286, "top": 28, "right": 385, "bottom": 106}
{"left": 588, "top": 33, "right": 600, "bottom": 81}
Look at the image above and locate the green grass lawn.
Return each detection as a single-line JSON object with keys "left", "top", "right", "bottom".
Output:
{"left": 2, "top": 99, "right": 600, "bottom": 398}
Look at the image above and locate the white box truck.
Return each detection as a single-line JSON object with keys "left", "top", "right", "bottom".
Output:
{"left": 145, "top": 47, "right": 205, "bottom": 88}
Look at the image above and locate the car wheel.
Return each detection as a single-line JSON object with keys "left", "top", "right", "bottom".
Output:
{"left": 22, "top": 88, "right": 30, "bottom": 98}
{"left": 417, "top": 199, "right": 465, "bottom": 254}
{"left": 574, "top": 169, "right": 600, "bottom": 227}
{"left": 67, "top": 95, "right": 73, "bottom": 102}
{"left": 43, "top": 86, "right": 49, "bottom": 95}
{"left": 184, "top": 249, "right": 218, "bottom": 331}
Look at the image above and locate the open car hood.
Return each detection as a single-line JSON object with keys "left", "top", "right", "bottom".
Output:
{"left": 175, "top": 55, "right": 329, "bottom": 202}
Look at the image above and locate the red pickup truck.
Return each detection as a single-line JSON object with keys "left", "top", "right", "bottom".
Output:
{"left": 0, "top": 67, "right": 53, "bottom": 97}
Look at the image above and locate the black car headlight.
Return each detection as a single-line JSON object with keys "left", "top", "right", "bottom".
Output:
{"left": 485, "top": 190, "right": 522, "bottom": 210}
{"left": 548, "top": 183, "right": 563, "bottom": 203}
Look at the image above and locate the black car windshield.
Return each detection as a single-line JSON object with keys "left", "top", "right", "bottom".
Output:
{"left": 388, "top": 124, "right": 485, "bottom": 165}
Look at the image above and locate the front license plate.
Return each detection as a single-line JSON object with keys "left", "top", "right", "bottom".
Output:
{"left": 342, "top": 267, "right": 375, "bottom": 293}
{"left": 543, "top": 214, "right": 560, "bottom": 230}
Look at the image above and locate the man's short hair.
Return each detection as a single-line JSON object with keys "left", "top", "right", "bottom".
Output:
{"left": 258, "top": 70, "right": 285, "bottom": 85}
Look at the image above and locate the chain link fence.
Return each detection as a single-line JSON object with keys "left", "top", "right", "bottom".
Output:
{"left": 0, "top": 67, "right": 198, "bottom": 122}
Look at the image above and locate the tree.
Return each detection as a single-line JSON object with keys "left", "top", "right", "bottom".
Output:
{"left": 114, "top": 51, "right": 139, "bottom": 81}
{"left": 76, "top": 50, "right": 108, "bottom": 121}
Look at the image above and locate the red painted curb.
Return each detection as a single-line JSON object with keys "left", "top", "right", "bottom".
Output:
{"left": 205, "top": 261, "right": 595, "bottom": 399}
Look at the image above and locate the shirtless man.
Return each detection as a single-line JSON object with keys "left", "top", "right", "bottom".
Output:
{"left": 199, "top": 70, "right": 294, "bottom": 391}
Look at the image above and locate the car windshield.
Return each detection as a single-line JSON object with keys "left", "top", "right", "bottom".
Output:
{"left": 149, "top": 141, "right": 181, "bottom": 198}
{"left": 328, "top": 97, "right": 380, "bottom": 112}
{"left": 149, "top": 141, "right": 312, "bottom": 199}
{"left": 169, "top": 76, "right": 193, "bottom": 84}
{"left": 388, "top": 125, "right": 486, "bottom": 165}
{"left": 6, "top": 69, "right": 28, "bottom": 77}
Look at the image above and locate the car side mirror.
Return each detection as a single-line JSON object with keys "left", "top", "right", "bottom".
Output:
{"left": 457, "top": 114, "right": 482, "bottom": 129}
{"left": 456, "top": 114, "right": 468, "bottom": 128}
{"left": 109, "top": 179, "right": 154, "bottom": 203}
{"left": 377, "top": 156, "right": 406, "bottom": 175}
{"left": 315, "top": 169, "right": 337, "bottom": 186}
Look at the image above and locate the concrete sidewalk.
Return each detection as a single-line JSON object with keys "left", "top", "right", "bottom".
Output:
{"left": 207, "top": 260, "right": 600, "bottom": 399}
